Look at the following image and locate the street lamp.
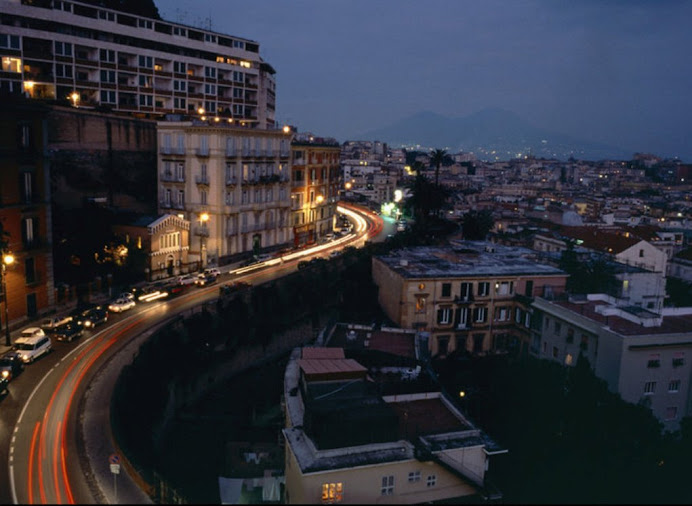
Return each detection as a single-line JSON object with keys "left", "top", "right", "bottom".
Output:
{"left": 70, "top": 91, "right": 79, "bottom": 107}
{"left": 2, "top": 253, "right": 15, "bottom": 347}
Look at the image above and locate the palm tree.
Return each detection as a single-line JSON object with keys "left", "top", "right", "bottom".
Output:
{"left": 429, "top": 148, "right": 447, "bottom": 186}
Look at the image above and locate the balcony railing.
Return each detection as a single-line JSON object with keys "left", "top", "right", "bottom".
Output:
{"left": 160, "top": 172, "right": 185, "bottom": 183}
{"left": 225, "top": 177, "right": 237, "bottom": 186}
{"left": 195, "top": 175, "right": 209, "bottom": 185}
{"left": 194, "top": 226, "right": 210, "bottom": 237}
{"left": 196, "top": 148, "right": 209, "bottom": 157}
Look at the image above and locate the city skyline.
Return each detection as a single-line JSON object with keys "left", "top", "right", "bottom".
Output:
{"left": 159, "top": 0, "right": 692, "bottom": 160}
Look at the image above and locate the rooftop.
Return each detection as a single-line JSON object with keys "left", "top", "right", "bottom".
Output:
{"left": 553, "top": 298, "right": 692, "bottom": 336}
{"left": 375, "top": 241, "right": 566, "bottom": 278}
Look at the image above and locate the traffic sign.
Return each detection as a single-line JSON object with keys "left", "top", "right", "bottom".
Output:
{"left": 110, "top": 463, "right": 120, "bottom": 474}
{"left": 109, "top": 454, "right": 120, "bottom": 465}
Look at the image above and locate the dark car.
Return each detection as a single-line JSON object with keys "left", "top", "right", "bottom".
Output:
{"left": 54, "top": 321, "right": 84, "bottom": 342}
{"left": 71, "top": 304, "right": 108, "bottom": 329}
{"left": 0, "top": 352, "right": 24, "bottom": 381}
{"left": 194, "top": 273, "right": 217, "bottom": 287}
{"left": 0, "top": 375, "right": 8, "bottom": 396}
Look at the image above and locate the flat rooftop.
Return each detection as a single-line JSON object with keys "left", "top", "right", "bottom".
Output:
{"left": 376, "top": 240, "right": 566, "bottom": 279}
{"left": 555, "top": 299, "right": 692, "bottom": 336}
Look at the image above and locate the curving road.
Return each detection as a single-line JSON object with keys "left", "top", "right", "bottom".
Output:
{"left": 2, "top": 204, "right": 383, "bottom": 504}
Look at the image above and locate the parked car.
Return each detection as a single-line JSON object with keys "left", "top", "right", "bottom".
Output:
{"left": 204, "top": 268, "right": 221, "bottom": 278}
{"left": 0, "top": 374, "right": 7, "bottom": 396}
{"left": 40, "top": 315, "right": 73, "bottom": 332}
{"left": 13, "top": 330, "right": 52, "bottom": 363}
{"left": 108, "top": 298, "right": 136, "bottom": 313}
{"left": 81, "top": 305, "right": 108, "bottom": 328}
{"left": 136, "top": 284, "right": 170, "bottom": 302}
{"left": 176, "top": 274, "right": 197, "bottom": 285}
{"left": 116, "top": 292, "right": 136, "bottom": 302}
{"left": 0, "top": 352, "right": 24, "bottom": 381}
{"left": 54, "top": 321, "right": 84, "bottom": 342}
{"left": 194, "top": 273, "right": 217, "bottom": 287}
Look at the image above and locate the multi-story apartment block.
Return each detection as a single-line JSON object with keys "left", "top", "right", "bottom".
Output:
{"left": 283, "top": 345, "right": 505, "bottom": 504}
{"left": 0, "top": 96, "right": 55, "bottom": 329}
{"left": 531, "top": 294, "right": 692, "bottom": 431}
{"left": 157, "top": 121, "right": 292, "bottom": 267}
{"left": 290, "top": 135, "right": 340, "bottom": 246}
{"left": 372, "top": 241, "right": 568, "bottom": 357}
{"left": 0, "top": 0, "right": 276, "bottom": 128}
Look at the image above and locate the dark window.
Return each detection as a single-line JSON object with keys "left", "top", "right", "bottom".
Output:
{"left": 26, "top": 293, "right": 37, "bottom": 318}
{"left": 525, "top": 280, "right": 534, "bottom": 297}
{"left": 441, "top": 283, "right": 451, "bottom": 297}
{"left": 25, "top": 257, "right": 35, "bottom": 284}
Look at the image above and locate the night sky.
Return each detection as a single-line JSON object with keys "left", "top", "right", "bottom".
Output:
{"left": 159, "top": 0, "right": 692, "bottom": 160}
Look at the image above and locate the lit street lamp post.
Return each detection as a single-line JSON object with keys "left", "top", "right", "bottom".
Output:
{"left": 2, "top": 253, "right": 15, "bottom": 346}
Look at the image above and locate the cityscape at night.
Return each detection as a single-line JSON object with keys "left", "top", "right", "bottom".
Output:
{"left": 1, "top": 0, "right": 692, "bottom": 504}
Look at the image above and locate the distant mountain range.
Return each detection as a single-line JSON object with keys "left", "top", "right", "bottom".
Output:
{"left": 354, "top": 108, "right": 632, "bottom": 161}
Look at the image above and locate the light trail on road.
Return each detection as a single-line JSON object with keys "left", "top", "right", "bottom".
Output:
{"left": 6, "top": 203, "right": 382, "bottom": 504}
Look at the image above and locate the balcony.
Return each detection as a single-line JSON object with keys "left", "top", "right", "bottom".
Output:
{"left": 225, "top": 177, "right": 237, "bottom": 186}
{"left": 241, "top": 223, "right": 265, "bottom": 233}
{"left": 195, "top": 174, "right": 209, "bottom": 185}
{"left": 454, "top": 294, "right": 474, "bottom": 304}
{"left": 226, "top": 148, "right": 237, "bottom": 157}
{"left": 160, "top": 172, "right": 185, "bottom": 183}
{"left": 196, "top": 148, "right": 210, "bottom": 157}
{"left": 194, "top": 226, "right": 210, "bottom": 237}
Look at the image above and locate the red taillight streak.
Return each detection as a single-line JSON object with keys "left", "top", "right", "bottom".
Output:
{"left": 27, "top": 421, "right": 41, "bottom": 504}
{"left": 32, "top": 318, "right": 141, "bottom": 504}
{"left": 52, "top": 421, "right": 62, "bottom": 504}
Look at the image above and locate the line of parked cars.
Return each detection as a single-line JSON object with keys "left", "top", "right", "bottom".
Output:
{"left": 1, "top": 269, "right": 227, "bottom": 385}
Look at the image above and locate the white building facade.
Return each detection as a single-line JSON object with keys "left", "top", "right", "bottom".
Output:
{"left": 157, "top": 121, "right": 293, "bottom": 266}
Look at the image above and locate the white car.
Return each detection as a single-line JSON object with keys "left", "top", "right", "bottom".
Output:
{"left": 108, "top": 298, "right": 136, "bottom": 313}
{"left": 117, "top": 292, "right": 135, "bottom": 302}
{"left": 177, "top": 274, "right": 197, "bottom": 285}
{"left": 40, "top": 315, "right": 73, "bottom": 332}
{"left": 14, "top": 328, "right": 51, "bottom": 363}
{"left": 204, "top": 268, "right": 221, "bottom": 278}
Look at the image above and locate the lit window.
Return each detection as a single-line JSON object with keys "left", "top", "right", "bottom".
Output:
{"left": 321, "top": 482, "right": 343, "bottom": 504}
{"left": 415, "top": 297, "right": 426, "bottom": 313}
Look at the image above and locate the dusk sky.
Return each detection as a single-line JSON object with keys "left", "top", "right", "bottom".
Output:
{"left": 159, "top": 0, "right": 692, "bottom": 160}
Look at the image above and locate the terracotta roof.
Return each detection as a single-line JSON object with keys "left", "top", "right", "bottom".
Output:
{"left": 560, "top": 226, "right": 641, "bottom": 254}
{"left": 298, "top": 358, "right": 367, "bottom": 378}
{"left": 301, "top": 347, "right": 345, "bottom": 360}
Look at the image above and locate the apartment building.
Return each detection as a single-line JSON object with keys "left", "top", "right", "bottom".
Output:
{"left": 156, "top": 121, "right": 292, "bottom": 266}
{"left": 0, "top": 0, "right": 276, "bottom": 128}
{"left": 531, "top": 294, "right": 692, "bottom": 432}
{"left": 0, "top": 97, "right": 55, "bottom": 329}
{"left": 371, "top": 241, "right": 568, "bottom": 357}
{"left": 283, "top": 345, "right": 505, "bottom": 504}
{"left": 290, "top": 135, "right": 341, "bottom": 246}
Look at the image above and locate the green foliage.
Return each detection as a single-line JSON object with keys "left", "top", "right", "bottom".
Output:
{"left": 665, "top": 277, "right": 692, "bottom": 307}
{"left": 436, "top": 354, "right": 680, "bottom": 503}
{"left": 559, "top": 247, "right": 619, "bottom": 295}
{"left": 429, "top": 148, "right": 448, "bottom": 186}
{"left": 460, "top": 209, "right": 494, "bottom": 240}
{"left": 403, "top": 173, "right": 452, "bottom": 225}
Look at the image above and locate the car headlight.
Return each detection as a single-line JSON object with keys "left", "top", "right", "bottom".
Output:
{"left": 1, "top": 370, "right": 8, "bottom": 379}
{"left": 84, "top": 321, "right": 93, "bottom": 328}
